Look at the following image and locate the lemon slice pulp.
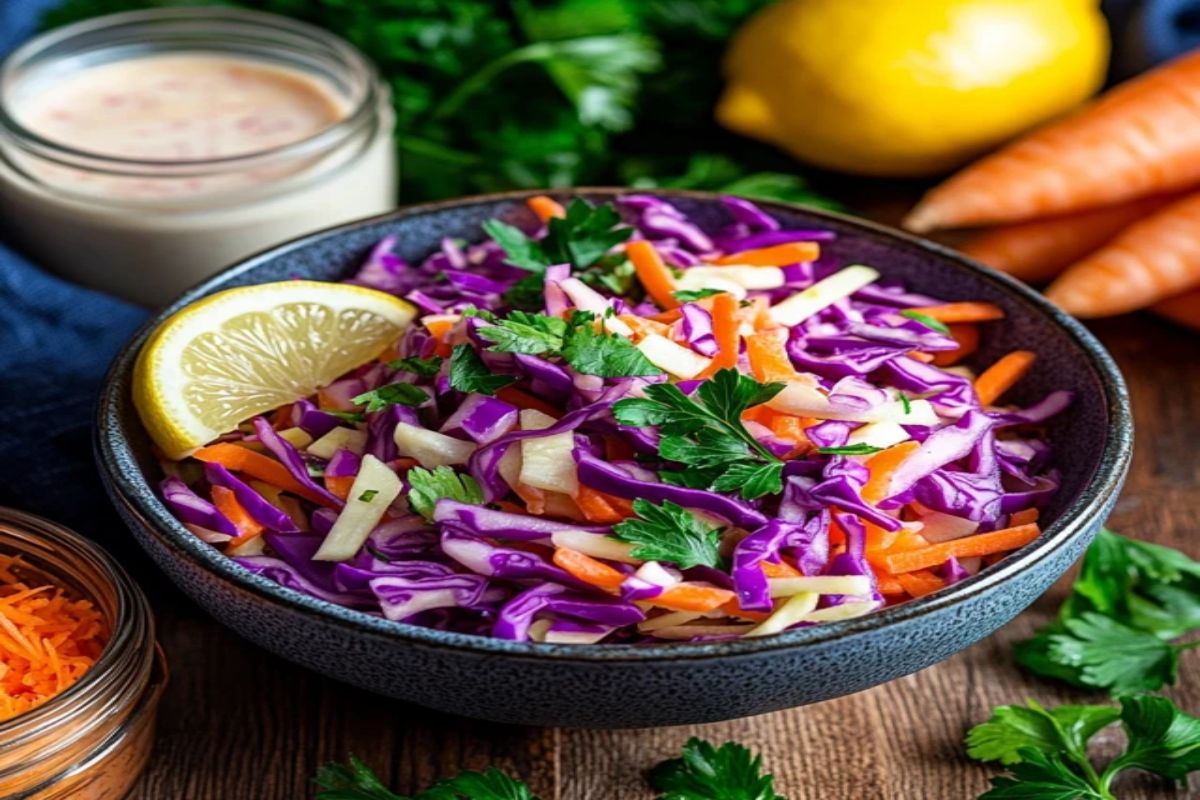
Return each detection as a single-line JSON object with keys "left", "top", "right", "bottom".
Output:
{"left": 133, "top": 281, "right": 416, "bottom": 459}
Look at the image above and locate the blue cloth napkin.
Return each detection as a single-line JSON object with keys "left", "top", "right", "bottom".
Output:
{"left": 0, "top": 0, "right": 148, "bottom": 536}
{"left": 0, "top": 0, "right": 1193, "bottom": 538}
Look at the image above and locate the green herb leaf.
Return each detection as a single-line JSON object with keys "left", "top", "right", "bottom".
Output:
{"left": 448, "top": 344, "right": 516, "bottom": 396}
{"left": 672, "top": 288, "right": 724, "bottom": 302}
{"left": 326, "top": 410, "right": 366, "bottom": 425}
{"left": 1047, "top": 614, "right": 1181, "bottom": 694}
{"left": 352, "top": 383, "right": 429, "bottom": 412}
{"left": 613, "top": 369, "right": 786, "bottom": 500}
{"left": 407, "top": 466, "right": 485, "bottom": 522}
{"left": 314, "top": 755, "right": 408, "bottom": 800}
{"left": 542, "top": 198, "right": 633, "bottom": 269}
{"left": 649, "top": 737, "right": 785, "bottom": 800}
{"left": 979, "top": 749, "right": 1106, "bottom": 800}
{"left": 478, "top": 311, "right": 568, "bottom": 354}
{"left": 816, "top": 443, "right": 884, "bottom": 456}
{"left": 612, "top": 500, "right": 723, "bottom": 570}
{"left": 560, "top": 312, "right": 662, "bottom": 377}
{"left": 901, "top": 310, "right": 951, "bottom": 335}
{"left": 1110, "top": 695, "right": 1200, "bottom": 782}
{"left": 482, "top": 219, "right": 550, "bottom": 272}
{"left": 388, "top": 356, "right": 445, "bottom": 377}
{"left": 898, "top": 391, "right": 913, "bottom": 414}
{"left": 966, "top": 701, "right": 1120, "bottom": 767}
{"left": 417, "top": 767, "right": 537, "bottom": 800}
{"left": 358, "top": 489, "right": 379, "bottom": 503}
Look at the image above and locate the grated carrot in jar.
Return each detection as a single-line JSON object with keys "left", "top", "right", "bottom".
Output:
{"left": 0, "top": 555, "right": 107, "bottom": 721}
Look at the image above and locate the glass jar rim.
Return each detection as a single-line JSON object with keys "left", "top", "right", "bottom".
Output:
{"left": 0, "top": 6, "right": 383, "bottom": 176}
{"left": 0, "top": 507, "right": 154, "bottom": 741}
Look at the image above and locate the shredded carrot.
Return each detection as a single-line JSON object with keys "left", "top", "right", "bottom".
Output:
{"left": 876, "top": 574, "right": 905, "bottom": 595}
{"left": 908, "top": 302, "right": 1005, "bottom": 323}
{"left": 192, "top": 443, "right": 335, "bottom": 507}
{"left": 746, "top": 330, "right": 799, "bottom": 382}
{"left": 768, "top": 414, "right": 811, "bottom": 446}
{"left": 698, "top": 292, "right": 740, "bottom": 377}
{"left": 617, "top": 314, "right": 671, "bottom": 339}
{"left": 883, "top": 524, "right": 1041, "bottom": 574}
{"left": 496, "top": 387, "right": 563, "bottom": 419}
{"left": 717, "top": 600, "right": 772, "bottom": 622}
{"left": 626, "top": 240, "right": 679, "bottom": 309}
{"left": 896, "top": 570, "right": 945, "bottom": 597}
{"left": 528, "top": 195, "right": 566, "bottom": 223}
{"left": 552, "top": 548, "right": 625, "bottom": 592}
{"left": 974, "top": 350, "right": 1037, "bottom": 406}
{"left": 931, "top": 324, "right": 981, "bottom": 367}
{"left": 210, "top": 485, "right": 264, "bottom": 540}
{"left": 653, "top": 583, "right": 736, "bottom": 613}
{"left": 324, "top": 475, "right": 356, "bottom": 501}
{"left": 862, "top": 441, "right": 921, "bottom": 505}
{"left": 761, "top": 559, "right": 802, "bottom": 578}
{"left": 1009, "top": 508, "right": 1041, "bottom": 526}
{"left": 574, "top": 486, "right": 633, "bottom": 524}
{"left": 645, "top": 308, "right": 684, "bottom": 324}
{"left": 713, "top": 241, "right": 820, "bottom": 266}
{"left": 863, "top": 521, "right": 901, "bottom": 554}
{"left": 0, "top": 555, "right": 107, "bottom": 722}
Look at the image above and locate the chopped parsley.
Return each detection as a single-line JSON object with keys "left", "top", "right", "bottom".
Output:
{"left": 352, "top": 383, "right": 429, "bottom": 412}
{"left": 358, "top": 489, "right": 379, "bottom": 503}
{"left": 612, "top": 368, "right": 786, "bottom": 500}
{"left": 650, "top": 737, "right": 785, "bottom": 800}
{"left": 326, "top": 410, "right": 366, "bottom": 424}
{"left": 478, "top": 310, "right": 661, "bottom": 377}
{"left": 898, "top": 391, "right": 913, "bottom": 414}
{"left": 612, "top": 499, "right": 724, "bottom": 571}
{"left": 448, "top": 344, "right": 516, "bottom": 396}
{"left": 387, "top": 355, "right": 444, "bottom": 377}
{"left": 815, "top": 443, "right": 884, "bottom": 456}
{"left": 672, "top": 288, "right": 724, "bottom": 303}
{"left": 407, "top": 466, "right": 484, "bottom": 521}
{"left": 901, "top": 310, "right": 951, "bottom": 335}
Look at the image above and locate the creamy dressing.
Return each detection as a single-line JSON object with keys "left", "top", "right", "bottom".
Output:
{"left": 0, "top": 19, "right": 395, "bottom": 306}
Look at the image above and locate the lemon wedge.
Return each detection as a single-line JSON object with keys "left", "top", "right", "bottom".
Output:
{"left": 133, "top": 281, "right": 416, "bottom": 459}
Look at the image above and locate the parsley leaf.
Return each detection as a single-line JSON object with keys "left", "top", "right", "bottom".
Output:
{"left": 898, "top": 391, "right": 913, "bottom": 414}
{"left": 358, "top": 489, "right": 379, "bottom": 503}
{"left": 1047, "top": 613, "right": 1181, "bottom": 694}
{"left": 352, "top": 383, "right": 429, "bottom": 412}
{"left": 613, "top": 369, "right": 786, "bottom": 500}
{"left": 417, "top": 767, "right": 537, "bottom": 800}
{"left": 560, "top": 313, "right": 661, "bottom": 377}
{"left": 448, "top": 344, "right": 516, "bottom": 396}
{"left": 479, "top": 311, "right": 567, "bottom": 354}
{"left": 327, "top": 410, "right": 366, "bottom": 425}
{"left": 649, "top": 737, "right": 785, "bottom": 800}
{"left": 482, "top": 219, "right": 550, "bottom": 272}
{"left": 966, "top": 695, "right": 1200, "bottom": 799}
{"left": 407, "top": 466, "right": 485, "bottom": 521}
{"left": 314, "top": 755, "right": 406, "bottom": 800}
{"left": 612, "top": 499, "right": 723, "bottom": 569}
{"left": 815, "top": 443, "right": 884, "bottom": 456}
{"left": 1014, "top": 529, "right": 1200, "bottom": 694}
{"left": 672, "top": 288, "right": 724, "bottom": 302}
{"left": 979, "top": 749, "right": 1105, "bottom": 800}
{"left": 542, "top": 198, "right": 633, "bottom": 269}
{"left": 388, "top": 356, "right": 444, "bottom": 377}
{"left": 1111, "top": 695, "right": 1200, "bottom": 782}
{"left": 901, "top": 310, "right": 952, "bottom": 334}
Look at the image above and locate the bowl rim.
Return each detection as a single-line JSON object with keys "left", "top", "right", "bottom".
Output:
{"left": 96, "top": 187, "right": 1133, "bottom": 663}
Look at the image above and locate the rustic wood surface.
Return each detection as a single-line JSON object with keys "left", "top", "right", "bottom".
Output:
{"left": 122, "top": 194, "right": 1199, "bottom": 800}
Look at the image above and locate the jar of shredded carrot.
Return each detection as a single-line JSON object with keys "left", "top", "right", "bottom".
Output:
{"left": 0, "top": 508, "right": 164, "bottom": 799}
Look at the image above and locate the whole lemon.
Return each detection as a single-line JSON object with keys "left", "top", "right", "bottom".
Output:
{"left": 717, "top": 0, "right": 1109, "bottom": 176}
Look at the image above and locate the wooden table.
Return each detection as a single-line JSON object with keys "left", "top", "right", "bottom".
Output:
{"left": 123, "top": 197, "right": 1200, "bottom": 799}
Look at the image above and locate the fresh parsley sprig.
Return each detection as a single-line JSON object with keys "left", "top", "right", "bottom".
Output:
{"left": 407, "top": 466, "right": 484, "bottom": 521}
{"left": 388, "top": 356, "right": 444, "bottom": 377}
{"left": 1014, "top": 529, "right": 1200, "bottom": 694}
{"left": 478, "top": 310, "right": 661, "bottom": 377}
{"left": 448, "top": 344, "right": 517, "bottom": 396}
{"left": 612, "top": 499, "right": 724, "bottom": 570}
{"left": 966, "top": 695, "right": 1200, "bottom": 800}
{"left": 352, "top": 383, "right": 429, "bottom": 412}
{"left": 612, "top": 368, "right": 786, "bottom": 500}
{"left": 649, "top": 737, "right": 786, "bottom": 800}
{"left": 314, "top": 756, "right": 536, "bottom": 800}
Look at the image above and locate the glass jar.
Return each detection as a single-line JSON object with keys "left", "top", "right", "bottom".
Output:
{"left": 0, "top": 7, "right": 396, "bottom": 306}
{"left": 0, "top": 508, "right": 165, "bottom": 800}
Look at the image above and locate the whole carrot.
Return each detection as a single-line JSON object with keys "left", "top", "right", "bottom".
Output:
{"left": 1045, "top": 191, "right": 1200, "bottom": 317}
{"left": 904, "top": 50, "right": 1200, "bottom": 232}
{"left": 1152, "top": 287, "right": 1200, "bottom": 332}
{"left": 959, "top": 196, "right": 1175, "bottom": 283}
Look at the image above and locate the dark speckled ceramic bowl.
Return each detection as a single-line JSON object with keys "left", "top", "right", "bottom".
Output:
{"left": 96, "top": 189, "right": 1132, "bottom": 728}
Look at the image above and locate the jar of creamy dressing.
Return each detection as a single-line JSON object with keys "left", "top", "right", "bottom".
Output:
{"left": 0, "top": 8, "right": 396, "bottom": 306}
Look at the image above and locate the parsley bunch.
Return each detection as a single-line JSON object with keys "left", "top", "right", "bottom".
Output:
{"left": 967, "top": 695, "right": 1200, "bottom": 799}
{"left": 613, "top": 368, "right": 786, "bottom": 500}
{"left": 1014, "top": 530, "right": 1200, "bottom": 694}
{"left": 612, "top": 499, "right": 724, "bottom": 569}
{"left": 649, "top": 737, "right": 785, "bottom": 800}
{"left": 315, "top": 757, "right": 535, "bottom": 800}
{"left": 477, "top": 309, "right": 662, "bottom": 378}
